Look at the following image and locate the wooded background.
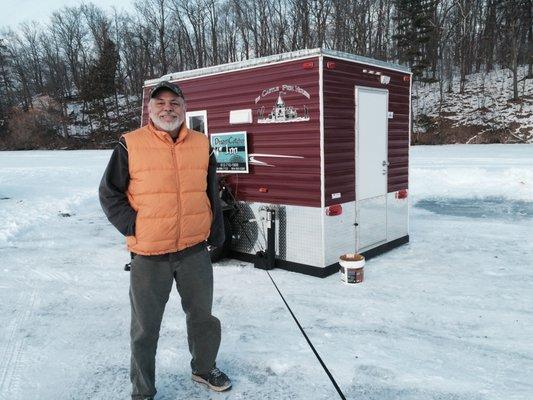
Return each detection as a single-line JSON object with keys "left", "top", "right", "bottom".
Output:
{"left": 0, "top": 0, "right": 531, "bottom": 148}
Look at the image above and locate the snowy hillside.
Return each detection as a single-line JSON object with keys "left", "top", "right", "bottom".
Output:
{"left": 0, "top": 145, "right": 532, "bottom": 399}
{"left": 413, "top": 67, "right": 532, "bottom": 144}
{"left": 64, "top": 94, "right": 139, "bottom": 139}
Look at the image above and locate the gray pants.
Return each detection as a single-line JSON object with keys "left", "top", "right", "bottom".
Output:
{"left": 129, "top": 247, "right": 221, "bottom": 399}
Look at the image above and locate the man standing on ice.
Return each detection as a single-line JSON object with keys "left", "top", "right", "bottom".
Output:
{"left": 99, "top": 81, "right": 231, "bottom": 400}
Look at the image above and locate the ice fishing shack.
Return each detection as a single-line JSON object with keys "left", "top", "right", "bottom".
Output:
{"left": 141, "top": 48, "right": 411, "bottom": 277}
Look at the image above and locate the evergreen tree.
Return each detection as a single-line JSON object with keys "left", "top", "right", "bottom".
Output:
{"left": 393, "top": 0, "right": 435, "bottom": 78}
{"left": 80, "top": 34, "right": 119, "bottom": 131}
{"left": 80, "top": 37, "right": 118, "bottom": 103}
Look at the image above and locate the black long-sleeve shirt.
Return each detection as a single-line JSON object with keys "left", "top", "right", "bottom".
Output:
{"left": 99, "top": 137, "right": 225, "bottom": 248}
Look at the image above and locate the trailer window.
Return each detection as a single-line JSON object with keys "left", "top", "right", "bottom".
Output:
{"left": 186, "top": 110, "right": 208, "bottom": 136}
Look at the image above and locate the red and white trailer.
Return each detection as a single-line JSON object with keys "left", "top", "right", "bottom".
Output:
{"left": 142, "top": 48, "right": 411, "bottom": 277}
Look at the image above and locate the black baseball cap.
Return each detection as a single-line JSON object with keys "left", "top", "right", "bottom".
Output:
{"left": 150, "top": 81, "right": 185, "bottom": 99}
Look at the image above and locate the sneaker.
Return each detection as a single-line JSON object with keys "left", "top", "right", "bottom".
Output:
{"left": 192, "top": 367, "right": 232, "bottom": 392}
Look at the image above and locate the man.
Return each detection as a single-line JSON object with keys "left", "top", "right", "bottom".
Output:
{"left": 99, "top": 81, "right": 231, "bottom": 400}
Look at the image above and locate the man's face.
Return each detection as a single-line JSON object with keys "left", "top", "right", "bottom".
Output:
{"left": 148, "top": 90, "right": 186, "bottom": 133}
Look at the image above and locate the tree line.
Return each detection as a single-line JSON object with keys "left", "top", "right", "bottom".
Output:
{"left": 0, "top": 0, "right": 531, "bottom": 148}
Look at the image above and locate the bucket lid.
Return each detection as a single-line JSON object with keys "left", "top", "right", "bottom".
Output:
{"left": 340, "top": 253, "right": 364, "bottom": 262}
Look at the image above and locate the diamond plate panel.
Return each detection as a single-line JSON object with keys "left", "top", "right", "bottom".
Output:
{"left": 323, "top": 201, "right": 357, "bottom": 266}
{"left": 229, "top": 196, "right": 407, "bottom": 269}
{"left": 229, "top": 202, "right": 266, "bottom": 254}
{"left": 357, "top": 195, "right": 387, "bottom": 252}
{"left": 386, "top": 192, "right": 409, "bottom": 241}
{"left": 230, "top": 202, "right": 323, "bottom": 267}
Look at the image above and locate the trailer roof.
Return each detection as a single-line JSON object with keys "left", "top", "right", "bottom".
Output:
{"left": 144, "top": 48, "right": 411, "bottom": 86}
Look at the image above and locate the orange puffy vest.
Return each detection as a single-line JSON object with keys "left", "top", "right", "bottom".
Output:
{"left": 123, "top": 122, "right": 212, "bottom": 255}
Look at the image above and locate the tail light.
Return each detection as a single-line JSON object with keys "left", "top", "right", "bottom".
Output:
{"left": 396, "top": 189, "right": 408, "bottom": 199}
{"left": 325, "top": 204, "right": 343, "bottom": 216}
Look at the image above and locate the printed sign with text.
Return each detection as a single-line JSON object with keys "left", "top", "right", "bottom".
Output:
{"left": 210, "top": 131, "right": 249, "bottom": 173}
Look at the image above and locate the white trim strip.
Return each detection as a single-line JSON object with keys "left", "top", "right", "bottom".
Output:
{"left": 140, "top": 89, "right": 146, "bottom": 128}
{"left": 407, "top": 76, "right": 413, "bottom": 236}
{"left": 319, "top": 55, "right": 326, "bottom": 268}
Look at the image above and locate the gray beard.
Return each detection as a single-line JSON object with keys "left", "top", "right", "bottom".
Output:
{"left": 151, "top": 114, "right": 182, "bottom": 132}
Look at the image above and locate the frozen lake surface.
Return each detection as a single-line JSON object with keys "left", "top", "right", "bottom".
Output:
{"left": 0, "top": 144, "right": 532, "bottom": 400}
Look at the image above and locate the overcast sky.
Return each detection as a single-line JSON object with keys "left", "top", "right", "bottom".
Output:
{"left": 0, "top": 0, "right": 134, "bottom": 30}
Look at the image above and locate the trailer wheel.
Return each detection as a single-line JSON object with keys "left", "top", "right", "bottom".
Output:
{"left": 209, "top": 213, "right": 232, "bottom": 262}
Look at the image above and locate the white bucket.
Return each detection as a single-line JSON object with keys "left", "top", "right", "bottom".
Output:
{"left": 339, "top": 253, "right": 365, "bottom": 284}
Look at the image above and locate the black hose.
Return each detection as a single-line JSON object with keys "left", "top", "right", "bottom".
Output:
{"left": 266, "top": 270, "right": 347, "bottom": 400}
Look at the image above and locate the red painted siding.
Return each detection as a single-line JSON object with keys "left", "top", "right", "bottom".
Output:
{"left": 323, "top": 57, "right": 410, "bottom": 206}
{"left": 142, "top": 58, "right": 321, "bottom": 207}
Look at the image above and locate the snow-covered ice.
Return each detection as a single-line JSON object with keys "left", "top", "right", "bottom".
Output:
{"left": 0, "top": 144, "right": 532, "bottom": 399}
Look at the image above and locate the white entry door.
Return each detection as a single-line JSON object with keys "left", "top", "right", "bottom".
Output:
{"left": 355, "top": 87, "right": 388, "bottom": 250}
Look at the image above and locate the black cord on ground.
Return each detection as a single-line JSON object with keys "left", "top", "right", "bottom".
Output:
{"left": 266, "top": 271, "right": 347, "bottom": 400}
{"left": 221, "top": 182, "right": 344, "bottom": 395}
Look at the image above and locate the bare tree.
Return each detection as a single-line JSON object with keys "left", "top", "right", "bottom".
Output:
{"left": 527, "top": 0, "right": 532, "bottom": 77}
{"left": 499, "top": 0, "right": 529, "bottom": 100}
{"left": 289, "top": 0, "right": 311, "bottom": 49}
{"left": 310, "top": 0, "right": 332, "bottom": 48}
{"left": 135, "top": 0, "right": 171, "bottom": 74}
{"left": 49, "top": 7, "right": 89, "bottom": 94}
{"left": 1, "top": 0, "right": 531, "bottom": 148}
{"left": 20, "top": 22, "right": 45, "bottom": 93}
